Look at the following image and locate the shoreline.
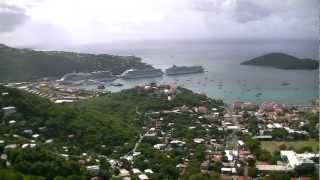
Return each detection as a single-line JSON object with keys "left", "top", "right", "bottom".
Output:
{"left": 4, "top": 80, "right": 317, "bottom": 107}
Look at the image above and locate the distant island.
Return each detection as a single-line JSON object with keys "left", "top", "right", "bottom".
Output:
{"left": 240, "top": 52, "right": 319, "bottom": 70}
{"left": 0, "top": 44, "right": 152, "bottom": 82}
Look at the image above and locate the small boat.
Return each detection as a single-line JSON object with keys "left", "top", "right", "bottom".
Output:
{"left": 111, "top": 83, "right": 123, "bottom": 87}
{"left": 256, "top": 92, "right": 263, "bottom": 97}
{"left": 82, "top": 79, "right": 99, "bottom": 85}
{"left": 281, "top": 82, "right": 290, "bottom": 86}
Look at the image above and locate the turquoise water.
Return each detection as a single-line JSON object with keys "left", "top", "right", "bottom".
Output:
{"left": 85, "top": 39, "right": 319, "bottom": 105}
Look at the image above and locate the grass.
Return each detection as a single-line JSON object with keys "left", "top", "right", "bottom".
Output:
{"left": 261, "top": 139, "right": 319, "bottom": 153}
{"left": 0, "top": 169, "right": 45, "bottom": 180}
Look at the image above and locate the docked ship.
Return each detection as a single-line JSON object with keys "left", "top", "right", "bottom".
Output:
{"left": 165, "top": 65, "right": 204, "bottom": 75}
{"left": 90, "top": 71, "right": 116, "bottom": 82}
{"left": 60, "top": 72, "right": 91, "bottom": 82}
{"left": 120, "top": 68, "right": 163, "bottom": 79}
{"left": 59, "top": 71, "right": 116, "bottom": 85}
{"left": 59, "top": 72, "right": 91, "bottom": 85}
{"left": 110, "top": 82, "right": 123, "bottom": 87}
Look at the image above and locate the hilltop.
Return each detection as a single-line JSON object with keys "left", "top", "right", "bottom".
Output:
{"left": 240, "top": 53, "right": 319, "bottom": 70}
{"left": 0, "top": 84, "right": 224, "bottom": 179}
{"left": 0, "top": 84, "right": 318, "bottom": 179}
{"left": 0, "top": 44, "right": 152, "bottom": 82}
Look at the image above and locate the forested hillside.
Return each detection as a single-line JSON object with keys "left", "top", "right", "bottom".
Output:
{"left": 0, "top": 44, "right": 152, "bottom": 82}
{"left": 0, "top": 85, "right": 224, "bottom": 179}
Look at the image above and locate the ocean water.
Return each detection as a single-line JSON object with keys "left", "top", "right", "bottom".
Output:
{"left": 85, "top": 39, "right": 319, "bottom": 105}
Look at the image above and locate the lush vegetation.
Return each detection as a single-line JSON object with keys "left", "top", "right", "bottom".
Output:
{"left": 4, "top": 148, "right": 85, "bottom": 179}
{"left": 301, "top": 112, "right": 319, "bottom": 139}
{"left": 242, "top": 135, "right": 282, "bottom": 165}
{"left": 0, "top": 169, "right": 46, "bottom": 180}
{"left": 0, "top": 85, "right": 224, "bottom": 179}
{"left": 0, "top": 44, "right": 152, "bottom": 82}
{"left": 241, "top": 52, "right": 319, "bottom": 70}
{"left": 129, "top": 109, "right": 224, "bottom": 180}
{"left": 261, "top": 140, "right": 319, "bottom": 153}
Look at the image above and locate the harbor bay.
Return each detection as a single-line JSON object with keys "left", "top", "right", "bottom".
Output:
{"left": 79, "top": 39, "right": 318, "bottom": 105}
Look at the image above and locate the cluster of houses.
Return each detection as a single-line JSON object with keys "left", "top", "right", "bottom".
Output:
{"left": 0, "top": 103, "right": 55, "bottom": 167}
{"left": 115, "top": 168, "right": 154, "bottom": 180}
{"left": 4, "top": 81, "right": 105, "bottom": 104}
{"left": 80, "top": 95, "right": 223, "bottom": 179}
{"left": 232, "top": 100, "right": 317, "bottom": 140}
{"left": 1, "top": 83, "right": 318, "bottom": 179}
{"left": 134, "top": 82, "right": 177, "bottom": 101}
{"left": 105, "top": 96, "right": 319, "bottom": 179}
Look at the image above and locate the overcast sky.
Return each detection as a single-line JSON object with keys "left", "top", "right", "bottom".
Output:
{"left": 0, "top": 0, "right": 318, "bottom": 48}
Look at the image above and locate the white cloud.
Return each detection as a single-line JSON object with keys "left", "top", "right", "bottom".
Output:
{"left": 0, "top": 0, "right": 318, "bottom": 47}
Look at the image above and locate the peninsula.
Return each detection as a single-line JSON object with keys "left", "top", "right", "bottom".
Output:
{"left": 0, "top": 44, "right": 152, "bottom": 82}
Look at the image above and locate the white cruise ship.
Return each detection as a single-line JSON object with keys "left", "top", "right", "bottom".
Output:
{"left": 120, "top": 68, "right": 163, "bottom": 79}
{"left": 59, "top": 71, "right": 116, "bottom": 84}
{"left": 165, "top": 65, "right": 204, "bottom": 75}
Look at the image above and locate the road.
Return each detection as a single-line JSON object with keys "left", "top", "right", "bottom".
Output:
{"left": 224, "top": 104, "right": 240, "bottom": 150}
{"left": 130, "top": 128, "right": 151, "bottom": 157}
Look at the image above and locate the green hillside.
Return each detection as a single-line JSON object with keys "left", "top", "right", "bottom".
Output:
{"left": 0, "top": 85, "right": 224, "bottom": 179}
{"left": 0, "top": 44, "right": 152, "bottom": 82}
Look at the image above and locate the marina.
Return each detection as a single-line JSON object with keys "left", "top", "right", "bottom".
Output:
{"left": 3, "top": 40, "right": 317, "bottom": 105}
{"left": 99, "top": 39, "right": 318, "bottom": 105}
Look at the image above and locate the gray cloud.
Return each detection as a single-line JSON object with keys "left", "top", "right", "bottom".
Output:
{"left": 234, "top": 1, "right": 271, "bottom": 23}
{"left": 0, "top": 3, "right": 29, "bottom": 33}
{"left": 191, "top": 0, "right": 224, "bottom": 13}
{"left": 0, "top": 3, "right": 25, "bottom": 12}
{"left": 0, "top": 0, "right": 318, "bottom": 48}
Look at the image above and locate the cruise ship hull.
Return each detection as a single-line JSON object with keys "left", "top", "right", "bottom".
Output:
{"left": 121, "top": 69, "right": 164, "bottom": 79}
{"left": 166, "top": 66, "right": 204, "bottom": 76}
{"left": 121, "top": 72, "right": 163, "bottom": 79}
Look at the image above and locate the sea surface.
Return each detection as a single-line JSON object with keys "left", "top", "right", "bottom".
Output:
{"left": 80, "top": 39, "right": 319, "bottom": 105}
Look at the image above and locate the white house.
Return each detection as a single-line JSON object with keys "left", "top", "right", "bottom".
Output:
{"left": 2, "top": 106, "right": 16, "bottom": 117}
{"left": 280, "top": 150, "right": 319, "bottom": 169}
{"left": 138, "top": 174, "right": 149, "bottom": 180}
